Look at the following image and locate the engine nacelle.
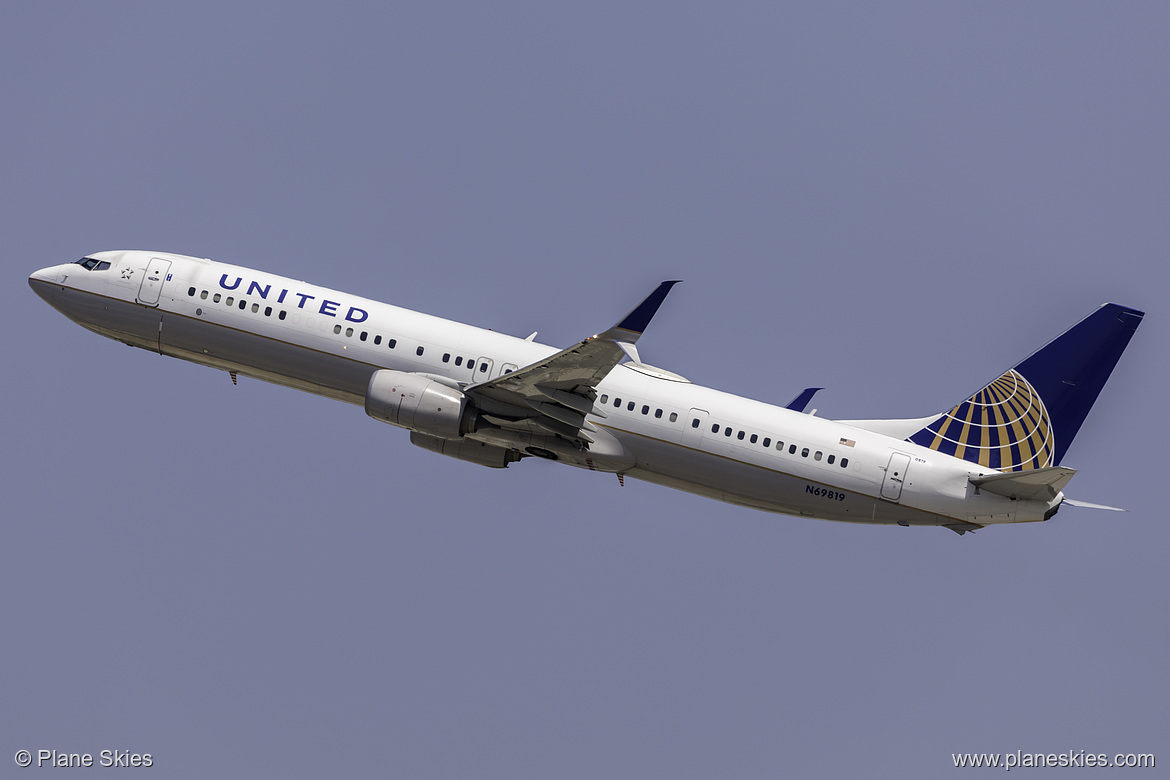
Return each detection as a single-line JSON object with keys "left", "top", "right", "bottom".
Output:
{"left": 365, "top": 369, "right": 476, "bottom": 439}
{"left": 410, "top": 431, "right": 521, "bottom": 469}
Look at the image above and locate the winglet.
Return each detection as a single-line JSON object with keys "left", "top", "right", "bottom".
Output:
{"left": 785, "top": 387, "right": 824, "bottom": 413}
{"left": 609, "top": 281, "right": 681, "bottom": 340}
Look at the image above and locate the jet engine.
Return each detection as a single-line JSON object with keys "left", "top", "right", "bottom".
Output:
{"left": 366, "top": 370, "right": 523, "bottom": 468}
{"left": 364, "top": 369, "right": 479, "bottom": 439}
{"left": 409, "top": 431, "right": 521, "bottom": 469}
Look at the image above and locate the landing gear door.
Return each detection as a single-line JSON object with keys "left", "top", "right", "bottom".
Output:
{"left": 881, "top": 452, "right": 912, "bottom": 502}
{"left": 137, "top": 258, "right": 171, "bottom": 306}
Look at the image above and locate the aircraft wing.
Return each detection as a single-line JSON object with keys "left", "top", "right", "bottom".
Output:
{"left": 465, "top": 281, "right": 679, "bottom": 445}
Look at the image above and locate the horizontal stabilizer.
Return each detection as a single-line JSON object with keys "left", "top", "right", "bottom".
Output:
{"left": 970, "top": 466, "right": 1076, "bottom": 501}
{"left": 1062, "top": 498, "right": 1126, "bottom": 512}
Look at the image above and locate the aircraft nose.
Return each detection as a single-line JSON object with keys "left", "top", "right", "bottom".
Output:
{"left": 28, "top": 265, "right": 61, "bottom": 304}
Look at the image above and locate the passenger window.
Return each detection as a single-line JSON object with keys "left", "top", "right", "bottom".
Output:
{"left": 374, "top": 335, "right": 382, "bottom": 345}
{"left": 251, "top": 303, "right": 259, "bottom": 313}
{"left": 188, "top": 287, "right": 196, "bottom": 296}
{"left": 827, "top": 454, "right": 835, "bottom": 464}
{"left": 641, "top": 405, "right": 649, "bottom": 415}
{"left": 763, "top": 438, "right": 771, "bottom": 448}
{"left": 801, "top": 447, "right": 809, "bottom": 457}
{"left": 479, "top": 363, "right": 487, "bottom": 373}
{"left": 360, "top": 331, "right": 367, "bottom": 342}
{"left": 388, "top": 339, "right": 397, "bottom": 349}
{"left": 711, "top": 423, "right": 719, "bottom": 433}
{"left": 278, "top": 311, "right": 286, "bottom": 320}
{"left": 443, "top": 353, "right": 451, "bottom": 363}
{"left": 200, "top": 290, "right": 208, "bottom": 300}
{"left": 416, "top": 346, "right": 424, "bottom": 356}
{"left": 238, "top": 300, "right": 247, "bottom": 310}
{"left": 334, "top": 325, "right": 342, "bottom": 335}
{"left": 455, "top": 356, "right": 463, "bottom": 366}
{"left": 345, "top": 327, "right": 353, "bottom": 337}
{"left": 841, "top": 458, "right": 849, "bottom": 468}
{"left": 600, "top": 394, "right": 608, "bottom": 404}
{"left": 789, "top": 444, "right": 797, "bottom": 454}
{"left": 691, "top": 418, "right": 700, "bottom": 428}
{"left": 814, "top": 451, "right": 822, "bottom": 461}
{"left": 264, "top": 306, "right": 272, "bottom": 316}
{"left": 615, "top": 398, "right": 622, "bottom": 408}
{"left": 737, "top": 431, "right": 745, "bottom": 440}
{"left": 468, "top": 361, "right": 476, "bottom": 371}
{"left": 750, "top": 434, "right": 758, "bottom": 444}
{"left": 669, "top": 412, "right": 678, "bottom": 423}
{"left": 724, "top": 427, "right": 733, "bottom": 437}
{"left": 215, "top": 294, "right": 223, "bottom": 304}
{"left": 654, "top": 409, "right": 663, "bottom": 419}
{"left": 627, "top": 401, "right": 635, "bottom": 411}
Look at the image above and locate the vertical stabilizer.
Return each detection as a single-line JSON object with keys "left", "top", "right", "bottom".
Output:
{"left": 906, "top": 303, "right": 1143, "bottom": 470}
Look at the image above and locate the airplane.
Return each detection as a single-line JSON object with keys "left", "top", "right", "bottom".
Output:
{"left": 29, "top": 251, "right": 1143, "bottom": 534}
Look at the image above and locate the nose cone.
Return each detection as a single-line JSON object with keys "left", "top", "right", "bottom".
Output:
{"left": 29, "top": 265, "right": 61, "bottom": 305}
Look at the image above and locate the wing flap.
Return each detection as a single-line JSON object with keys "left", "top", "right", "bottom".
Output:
{"left": 466, "top": 281, "right": 680, "bottom": 447}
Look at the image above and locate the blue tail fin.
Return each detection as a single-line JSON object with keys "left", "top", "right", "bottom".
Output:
{"left": 907, "top": 303, "right": 1143, "bottom": 471}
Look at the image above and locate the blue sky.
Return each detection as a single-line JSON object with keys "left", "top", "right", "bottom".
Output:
{"left": 3, "top": 3, "right": 1166, "bottom": 777}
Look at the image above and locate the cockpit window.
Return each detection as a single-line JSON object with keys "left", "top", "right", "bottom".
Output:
{"left": 75, "top": 257, "right": 112, "bottom": 271}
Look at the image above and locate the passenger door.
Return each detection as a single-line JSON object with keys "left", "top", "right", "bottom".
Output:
{"left": 881, "top": 453, "right": 912, "bottom": 501}
{"left": 137, "top": 257, "right": 171, "bottom": 306}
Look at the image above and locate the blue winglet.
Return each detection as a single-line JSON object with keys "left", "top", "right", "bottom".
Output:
{"left": 616, "top": 281, "right": 681, "bottom": 335}
{"left": 785, "top": 387, "right": 824, "bottom": 413}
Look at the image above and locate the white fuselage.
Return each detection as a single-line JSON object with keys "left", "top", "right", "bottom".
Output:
{"left": 29, "top": 250, "right": 1059, "bottom": 529}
